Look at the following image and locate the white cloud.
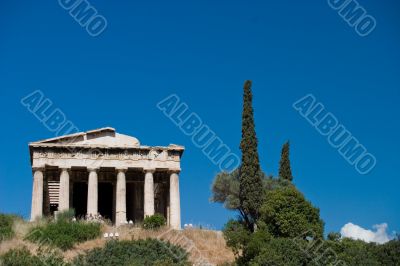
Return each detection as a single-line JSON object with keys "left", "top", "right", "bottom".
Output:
{"left": 340, "top": 222, "right": 392, "bottom": 244}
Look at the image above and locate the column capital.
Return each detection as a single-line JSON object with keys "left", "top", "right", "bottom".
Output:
{"left": 169, "top": 168, "right": 181, "bottom": 174}
{"left": 116, "top": 167, "right": 128, "bottom": 173}
{"left": 144, "top": 168, "right": 156, "bottom": 173}
{"left": 59, "top": 166, "right": 71, "bottom": 171}
{"left": 32, "top": 165, "right": 45, "bottom": 171}
{"left": 87, "top": 167, "right": 99, "bottom": 172}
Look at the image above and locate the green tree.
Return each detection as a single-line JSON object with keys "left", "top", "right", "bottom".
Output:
{"left": 279, "top": 141, "right": 293, "bottom": 181}
{"left": 223, "top": 219, "right": 251, "bottom": 257}
{"left": 246, "top": 237, "right": 309, "bottom": 266}
{"left": 328, "top": 238, "right": 380, "bottom": 265}
{"left": 373, "top": 237, "right": 400, "bottom": 265}
{"left": 259, "top": 185, "right": 324, "bottom": 239}
{"left": 211, "top": 169, "right": 241, "bottom": 211}
{"left": 327, "top": 232, "right": 341, "bottom": 242}
{"left": 239, "top": 80, "right": 264, "bottom": 230}
{"left": 211, "top": 169, "right": 280, "bottom": 221}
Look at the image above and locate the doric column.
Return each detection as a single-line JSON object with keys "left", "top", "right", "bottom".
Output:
{"left": 58, "top": 167, "right": 70, "bottom": 211}
{"left": 87, "top": 168, "right": 98, "bottom": 216}
{"left": 115, "top": 168, "right": 127, "bottom": 226}
{"left": 144, "top": 168, "right": 155, "bottom": 218}
{"left": 169, "top": 170, "right": 181, "bottom": 230}
{"left": 31, "top": 166, "right": 44, "bottom": 221}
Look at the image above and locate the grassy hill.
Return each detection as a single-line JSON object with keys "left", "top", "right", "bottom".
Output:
{"left": 0, "top": 215, "right": 234, "bottom": 265}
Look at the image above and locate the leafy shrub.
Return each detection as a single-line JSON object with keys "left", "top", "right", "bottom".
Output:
{"left": 373, "top": 238, "right": 400, "bottom": 265}
{"left": 143, "top": 214, "right": 166, "bottom": 230}
{"left": 26, "top": 220, "right": 101, "bottom": 250}
{"left": 56, "top": 209, "right": 75, "bottom": 222}
{"left": 0, "top": 247, "right": 42, "bottom": 266}
{"left": 0, "top": 247, "right": 67, "bottom": 266}
{"left": 233, "top": 230, "right": 400, "bottom": 266}
{"left": 73, "top": 238, "right": 189, "bottom": 266}
{"left": 0, "top": 214, "right": 21, "bottom": 242}
{"left": 323, "top": 237, "right": 400, "bottom": 266}
{"left": 247, "top": 237, "right": 309, "bottom": 266}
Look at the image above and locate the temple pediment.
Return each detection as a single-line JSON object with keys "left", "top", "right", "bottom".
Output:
{"left": 31, "top": 127, "right": 141, "bottom": 148}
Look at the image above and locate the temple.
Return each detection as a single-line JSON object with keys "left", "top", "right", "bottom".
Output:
{"left": 29, "top": 127, "right": 184, "bottom": 229}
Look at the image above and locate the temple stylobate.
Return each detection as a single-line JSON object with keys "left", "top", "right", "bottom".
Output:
{"left": 29, "top": 127, "right": 184, "bottom": 229}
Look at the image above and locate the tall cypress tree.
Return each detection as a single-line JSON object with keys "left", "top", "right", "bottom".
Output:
{"left": 239, "top": 80, "right": 263, "bottom": 229}
{"left": 279, "top": 141, "right": 293, "bottom": 181}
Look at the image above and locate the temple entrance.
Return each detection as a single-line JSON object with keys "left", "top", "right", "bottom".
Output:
{"left": 126, "top": 182, "right": 144, "bottom": 223}
{"left": 98, "top": 182, "right": 114, "bottom": 222}
{"left": 72, "top": 182, "right": 87, "bottom": 219}
{"left": 155, "top": 183, "right": 168, "bottom": 219}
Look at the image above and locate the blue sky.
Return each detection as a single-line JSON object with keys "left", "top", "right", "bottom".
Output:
{"left": 0, "top": 0, "right": 399, "bottom": 236}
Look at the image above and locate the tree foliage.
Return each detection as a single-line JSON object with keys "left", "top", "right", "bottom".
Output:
{"left": 239, "top": 80, "right": 264, "bottom": 229}
{"left": 223, "top": 219, "right": 251, "bottom": 257}
{"left": 227, "top": 228, "right": 400, "bottom": 266}
{"left": 279, "top": 141, "right": 293, "bottom": 181}
{"left": 211, "top": 169, "right": 241, "bottom": 211}
{"left": 211, "top": 169, "right": 288, "bottom": 222}
{"left": 323, "top": 237, "right": 400, "bottom": 265}
{"left": 259, "top": 185, "right": 324, "bottom": 239}
{"left": 246, "top": 236, "right": 309, "bottom": 266}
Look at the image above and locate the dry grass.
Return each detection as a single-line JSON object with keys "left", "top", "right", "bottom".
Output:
{"left": 0, "top": 218, "right": 44, "bottom": 256}
{"left": 182, "top": 229, "right": 235, "bottom": 265}
{"left": 0, "top": 238, "right": 39, "bottom": 256}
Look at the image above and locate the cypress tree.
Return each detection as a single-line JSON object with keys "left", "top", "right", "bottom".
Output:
{"left": 279, "top": 141, "right": 293, "bottom": 181}
{"left": 239, "top": 80, "right": 263, "bottom": 229}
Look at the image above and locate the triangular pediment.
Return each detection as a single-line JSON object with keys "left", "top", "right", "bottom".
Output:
{"left": 31, "top": 127, "right": 140, "bottom": 148}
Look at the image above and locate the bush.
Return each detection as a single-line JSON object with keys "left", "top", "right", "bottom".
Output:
{"left": 143, "top": 214, "right": 166, "bottom": 230}
{"left": 1, "top": 247, "right": 42, "bottom": 266}
{"left": 0, "top": 214, "right": 21, "bottom": 242}
{"left": 73, "top": 238, "right": 189, "bottom": 266}
{"left": 0, "top": 247, "right": 67, "bottom": 266}
{"left": 26, "top": 220, "right": 101, "bottom": 250}
{"left": 56, "top": 209, "right": 75, "bottom": 222}
{"left": 247, "top": 237, "right": 309, "bottom": 266}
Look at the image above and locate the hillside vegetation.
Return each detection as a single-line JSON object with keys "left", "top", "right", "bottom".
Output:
{"left": 0, "top": 214, "right": 234, "bottom": 265}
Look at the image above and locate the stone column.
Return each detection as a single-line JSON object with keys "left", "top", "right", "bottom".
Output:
{"left": 87, "top": 168, "right": 98, "bottom": 216}
{"left": 169, "top": 170, "right": 181, "bottom": 230}
{"left": 115, "top": 168, "right": 127, "bottom": 226}
{"left": 144, "top": 168, "right": 155, "bottom": 218}
{"left": 31, "top": 166, "right": 44, "bottom": 221}
{"left": 58, "top": 167, "right": 70, "bottom": 211}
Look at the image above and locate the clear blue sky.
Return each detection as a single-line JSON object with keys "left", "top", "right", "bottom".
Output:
{"left": 0, "top": 0, "right": 399, "bottom": 235}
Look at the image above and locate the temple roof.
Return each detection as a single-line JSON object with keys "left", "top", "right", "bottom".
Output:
{"left": 29, "top": 127, "right": 184, "bottom": 151}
